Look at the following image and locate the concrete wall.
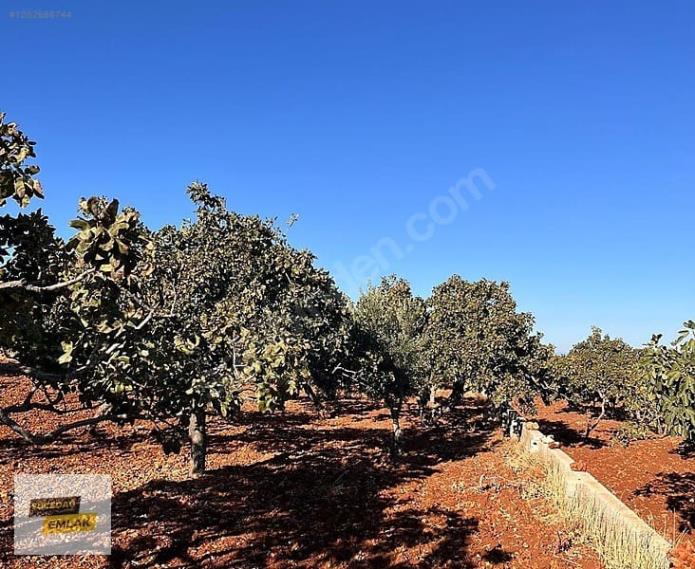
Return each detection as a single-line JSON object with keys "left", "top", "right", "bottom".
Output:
{"left": 517, "top": 421, "right": 672, "bottom": 568}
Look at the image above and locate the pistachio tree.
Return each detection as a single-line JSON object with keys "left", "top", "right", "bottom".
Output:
{"left": 0, "top": 112, "right": 63, "bottom": 366}
{"left": 0, "top": 112, "right": 44, "bottom": 208}
{"left": 351, "top": 276, "right": 427, "bottom": 455}
{"left": 0, "top": 113, "right": 151, "bottom": 443}
{"left": 424, "top": 276, "right": 551, "bottom": 414}
{"left": 553, "top": 327, "right": 639, "bottom": 439}
{"left": 0, "top": 113, "right": 351, "bottom": 476}
{"left": 640, "top": 321, "right": 695, "bottom": 444}
{"left": 88, "top": 183, "right": 352, "bottom": 476}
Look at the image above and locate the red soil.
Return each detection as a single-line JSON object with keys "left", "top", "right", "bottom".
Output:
{"left": 0, "top": 372, "right": 602, "bottom": 568}
{"left": 533, "top": 400, "right": 695, "bottom": 549}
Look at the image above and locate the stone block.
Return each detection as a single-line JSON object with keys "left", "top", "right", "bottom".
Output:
{"left": 516, "top": 423, "right": 672, "bottom": 567}
{"left": 528, "top": 430, "right": 545, "bottom": 454}
{"left": 546, "top": 448, "right": 575, "bottom": 475}
{"left": 565, "top": 471, "right": 596, "bottom": 498}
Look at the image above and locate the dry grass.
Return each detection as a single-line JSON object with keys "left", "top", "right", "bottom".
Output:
{"left": 549, "top": 464, "right": 670, "bottom": 569}
{"left": 507, "top": 445, "right": 670, "bottom": 569}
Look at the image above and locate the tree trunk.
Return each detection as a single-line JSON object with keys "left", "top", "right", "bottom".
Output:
{"left": 389, "top": 403, "right": 403, "bottom": 457}
{"left": 0, "top": 407, "right": 37, "bottom": 443}
{"left": 303, "top": 382, "right": 330, "bottom": 418}
{"left": 417, "top": 388, "right": 429, "bottom": 419}
{"left": 419, "top": 386, "right": 438, "bottom": 425}
{"left": 584, "top": 397, "right": 607, "bottom": 440}
{"left": 188, "top": 409, "right": 207, "bottom": 477}
{"left": 449, "top": 377, "right": 465, "bottom": 406}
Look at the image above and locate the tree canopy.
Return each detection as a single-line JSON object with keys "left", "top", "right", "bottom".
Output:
{"left": 425, "top": 276, "right": 552, "bottom": 411}
{"left": 0, "top": 115, "right": 352, "bottom": 474}
{"left": 351, "top": 276, "right": 427, "bottom": 454}
{"left": 2, "top": 110, "right": 694, "bottom": 475}
{"left": 552, "top": 327, "right": 640, "bottom": 438}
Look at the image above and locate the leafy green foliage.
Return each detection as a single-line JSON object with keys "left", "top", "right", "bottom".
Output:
{"left": 352, "top": 276, "right": 427, "bottom": 404}
{"left": 640, "top": 321, "right": 695, "bottom": 442}
{"left": 425, "top": 276, "right": 552, "bottom": 412}
{"left": 66, "top": 197, "right": 143, "bottom": 276}
{"left": 0, "top": 113, "right": 351, "bottom": 473}
{"left": 0, "top": 117, "right": 149, "bottom": 380}
{"left": 0, "top": 112, "right": 43, "bottom": 207}
{"left": 60, "top": 182, "right": 351, "bottom": 472}
{"left": 351, "top": 276, "right": 427, "bottom": 453}
{"left": 0, "top": 113, "right": 153, "bottom": 446}
{"left": 0, "top": 114, "right": 61, "bottom": 366}
{"left": 0, "top": 210, "right": 69, "bottom": 369}
{"left": 553, "top": 328, "right": 640, "bottom": 438}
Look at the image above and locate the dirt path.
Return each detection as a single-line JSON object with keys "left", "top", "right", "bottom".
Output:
{"left": 1, "top": 375, "right": 601, "bottom": 568}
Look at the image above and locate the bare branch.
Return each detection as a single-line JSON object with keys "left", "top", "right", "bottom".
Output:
{"left": 0, "top": 405, "right": 135, "bottom": 445}
{"left": 0, "top": 407, "right": 38, "bottom": 443}
{"left": 39, "top": 415, "right": 116, "bottom": 442}
{"left": 0, "top": 268, "right": 95, "bottom": 294}
{"left": 132, "top": 310, "right": 154, "bottom": 331}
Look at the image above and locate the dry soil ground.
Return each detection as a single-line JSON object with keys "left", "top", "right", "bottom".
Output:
{"left": 0, "top": 371, "right": 603, "bottom": 569}
{"left": 534, "top": 401, "right": 695, "bottom": 550}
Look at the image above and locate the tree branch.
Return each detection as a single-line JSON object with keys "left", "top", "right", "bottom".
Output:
{"left": 0, "top": 406, "right": 127, "bottom": 444}
{"left": 0, "top": 407, "right": 38, "bottom": 443}
{"left": 0, "top": 268, "right": 95, "bottom": 294}
{"left": 38, "top": 415, "right": 116, "bottom": 442}
{"left": 0, "top": 361, "right": 66, "bottom": 383}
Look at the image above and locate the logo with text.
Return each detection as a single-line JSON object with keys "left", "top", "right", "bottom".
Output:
{"left": 14, "top": 474, "right": 111, "bottom": 555}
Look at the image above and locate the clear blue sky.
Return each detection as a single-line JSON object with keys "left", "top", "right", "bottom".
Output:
{"left": 4, "top": 1, "right": 694, "bottom": 352}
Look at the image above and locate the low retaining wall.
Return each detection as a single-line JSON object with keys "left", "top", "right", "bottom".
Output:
{"left": 515, "top": 420, "right": 672, "bottom": 568}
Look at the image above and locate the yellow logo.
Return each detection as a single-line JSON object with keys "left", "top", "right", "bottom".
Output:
{"left": 41, "top": 513, "right": 97, "bottom": 534}
{"left": 29, "top": 496, "right": 80, "bottom": 517}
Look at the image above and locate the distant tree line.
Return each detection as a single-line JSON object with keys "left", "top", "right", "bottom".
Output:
{"left": 1, "top": 113, "right": 693, "bottom": 475}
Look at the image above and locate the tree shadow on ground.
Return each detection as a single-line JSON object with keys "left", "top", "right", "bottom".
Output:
{"left": 0, "top": 517, "right": 12, "bottom": 565}
{"left": 635, "top": 472, "right": 695, "bottom": 534}
{"left": 669, "top": 440, "right": 695, "bottom": 460}
{"left": 536, "top": 418, "right": 607, "bottom": 449}
{"left": 481, "top": 545, "right": 514, "bottom": 564}
{"left": 0, "top": 426, "right": 153, "bottom": 461}
{"left": 109, "top": 399, "right": 493, "bottom": 568}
